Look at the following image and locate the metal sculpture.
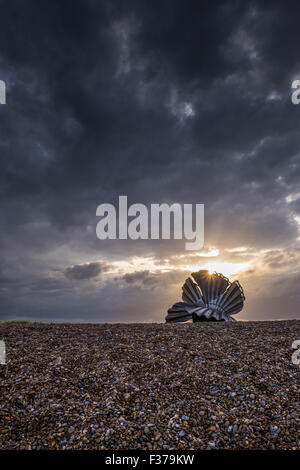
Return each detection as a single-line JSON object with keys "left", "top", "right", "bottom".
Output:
{"left": 166, "top": 270, "right": 245, "bottom": 323}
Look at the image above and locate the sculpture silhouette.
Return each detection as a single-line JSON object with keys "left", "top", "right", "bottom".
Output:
{"left": 166, "top": 270, "right": 245, "bottom": 323}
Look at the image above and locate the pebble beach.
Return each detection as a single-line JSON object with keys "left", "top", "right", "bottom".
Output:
{"left": 0, "top": 321, "right": 299, "bottom": 450}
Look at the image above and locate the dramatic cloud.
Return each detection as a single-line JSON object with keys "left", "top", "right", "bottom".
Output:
{"left": 116, "top": 270, "right": 158, "bottom": 288}
{"left": 64, "top": 262, "right": 108, "bottom": 281}
{"left": 0, "top": 1, "right": 300, "bottom": 321}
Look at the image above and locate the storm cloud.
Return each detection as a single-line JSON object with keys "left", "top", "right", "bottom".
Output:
{"left": 64, "top": 262, "right": 108, "bottom": 281}
{"left": 0, "top": 1, "right": 300, "bottom": 322}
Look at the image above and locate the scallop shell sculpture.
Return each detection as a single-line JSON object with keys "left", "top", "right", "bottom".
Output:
{"left": 166, "top": 270, "right": 245, "bottom": 323}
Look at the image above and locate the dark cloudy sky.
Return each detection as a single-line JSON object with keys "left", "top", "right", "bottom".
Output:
{"left": 1, "top": 0, "right": 300, "bottom": 322}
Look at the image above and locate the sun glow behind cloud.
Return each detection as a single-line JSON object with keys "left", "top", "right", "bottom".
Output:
{"left": 175, "top": 246, "right": 252, "bottom": 278}
{"left": 104, "top": 249, "right": 252, "bottom": 280}
{"left": 182, "top": 260, "right": 250, "bottom": 278}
